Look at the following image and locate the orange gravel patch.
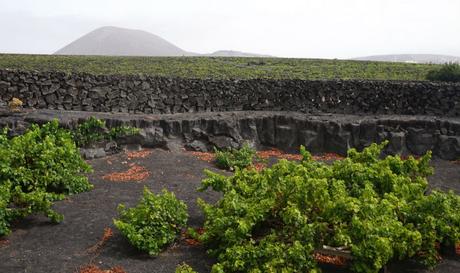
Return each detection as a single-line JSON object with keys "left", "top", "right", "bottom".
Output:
{"left": 248, "top": 162, "right": 267, "bottom": 172}
{"left": 102, "top": 164, "right": 150, "bottom": 182}
{"left": 182, "top": 228, "right": 205, "bottom": 246}
{"left": 87, "top": 227, "right": 113, "bottom": 254}
{"left": 188, "top": 148, "right": 343, "bottom": 165}
{"left": 188, "top": 151, "right": 215, "bottom": 162}
{"left": 184, "top": 238, "right": 201, "bottom": 246}
{"left": 187, "top": 148, "right": 345, "bottom": 166}
{"left": 78, "top": 228, "right": 119, "bottom": 273}
{"left": 126, "top": 149, "right": 153, "bottom": 160}
{"left": 257, "top": 148, "right": 303, "bottom": 160}
{"left": 312, "top": 153, "right": 344, "bottom": 161}
{"left": 257, "top": 148, "right": 343, "bottom": 161}
{"left": 280, "top": 153, "right": 303, "bottom": 161}
{"left": 78, "top": 265, "right": 126, "bottom": 273}
{"left": 257, "top": 148, "right": 291, "bottom": 160}
{"left": 313, "top": 252, "right": 347, "bottom": 266}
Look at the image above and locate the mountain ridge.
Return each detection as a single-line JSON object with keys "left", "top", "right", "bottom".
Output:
{"left": 55, "top": 27, "right": 459, "bottom": 61}
{"left": 55, "top": 26, "right": 270, "bottom": 57}
{"left": 55, "top": 26, "right": 191, "bottom": 56}
{"left": 351, "top": 54, "right": 460, "bottom": 64}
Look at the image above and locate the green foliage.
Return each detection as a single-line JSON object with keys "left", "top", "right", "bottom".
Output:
{"left": 426, "top": 62, "right": 460, "bottom": 82}
{"left": 113, "top": 187, "right": 188, "bottom": 256}
{"left": 197, "top": 142, "right": 460, "bottom": 273}
{"left": 0, "top": 120, "right": 92, "bottom": 236}
{"left": 175, "top": 263, "right": 198, "bottom": 273}
{"left": 0, "top": 53, "right": 438, "bottom": 80}
{"left": 214, "top": 143, "right": 257, "bottom": 170}
{"left": 72, "top": 116, "right": 106, "bottom": 147}
{"left": 72, "top": 117, "right": 139, "bottom": 147}
{"left": 108, "top": 125, "right": 140, "bottom": 141}
{"left": 0, "top": 182, "right": 12, "bottom": 236}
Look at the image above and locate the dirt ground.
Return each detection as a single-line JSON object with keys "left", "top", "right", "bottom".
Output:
{"left": 0, "top": 149, "right": 459, "bottom": 273}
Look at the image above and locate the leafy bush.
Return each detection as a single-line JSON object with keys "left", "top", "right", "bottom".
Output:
{"left": 0, "top": 182, "right": 12, "bottom": 235}
{"left": 108, "top": 126, "right": 140, "bottom": 141}
{"left": 175, "top": 263, "right": 198, "bottom": 273}
{"left": 426, "top": 62, "right": 460, "bottom": 82}
{"left": 72, "top": 116, "right": 106, "bottom": 147}
{"left": 214, "top": 143, "right": 257, "bottom": 170}
{"left": 72, "top": 117, "right": 139, "bottom": 147}
{"left": 0, "top": 120, "right": 93, "bottom": 236}
{"left": 197, "top": 142, "right": 460, "bottom": 273}
{"left": 114, "top": 187, "right": 188, "bottom": 256}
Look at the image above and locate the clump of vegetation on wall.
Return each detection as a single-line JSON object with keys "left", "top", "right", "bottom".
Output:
{"left": 113, "top": 187, "right": 188, "bottom": 256}
{"left": 426, "top": 62, "right": 460, "bottom": 82}
{"left": 72, "top": 116, "right": 140, "bottom": 147}
{"left": 0, "top": 120, "right": 93, "bottom": 236}
{"left": 196, "top": 142, "right": 460, "bottom": 273}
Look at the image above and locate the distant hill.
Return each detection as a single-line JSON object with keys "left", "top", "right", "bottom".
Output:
{"left": 351, "top": 54, "right": 460, "bottom": 64}
{"left": 55, "top": 26, "right": 270, "bottom": 58}
{"left": 55, "top": 26, "right": 191, "bottom": 56}
{"left": 206, "top": 50, "right": 272, "bottom": 58}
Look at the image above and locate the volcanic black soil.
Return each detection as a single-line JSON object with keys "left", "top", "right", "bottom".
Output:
{"left": 0, "top": 149, "right": 459, "bottom": 273}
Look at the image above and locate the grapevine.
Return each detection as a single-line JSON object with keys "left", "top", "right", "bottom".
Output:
{"left": 197, "top": 142, "right": 460, "bottom": 273}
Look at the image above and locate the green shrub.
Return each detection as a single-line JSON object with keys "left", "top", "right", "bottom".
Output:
{"left": 197, "top": 142, "right": 460, "bottom": 273}
{"left": 214, "top": 143, "right": 257, "bottom": 170}
{"left": 426, "top": 62, "right": 460, "bottom": 82}
{"left": 108, "top": 126, "right": 140, "bottom": 141}
{"left": 72, "top": 116, "right": 106, "bottom": 147}
{"left": 175, "top": 263, "right": 198, "bottom": 273}
{"left": 72, "top": 117, "right": 139, "bottom": 147}
{"left": 0, "top": 120, "right": 93, "bottom": 236}
{"left": 0, "top": 182, "right": 12, "bottom": 236}
{"left": 114, "top": 187, "right": 188, "bottom": 256}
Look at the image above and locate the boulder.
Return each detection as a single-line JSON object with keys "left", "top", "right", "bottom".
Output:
{"left": 80, "top": 148, "right": 106, "bottom": 160}
{"left": 407, "top": 128, "right": 435, "bottom": 155}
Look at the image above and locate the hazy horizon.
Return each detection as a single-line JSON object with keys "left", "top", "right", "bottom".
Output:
{"left": 1, "top": 0, "right": 459, "bottom": 59}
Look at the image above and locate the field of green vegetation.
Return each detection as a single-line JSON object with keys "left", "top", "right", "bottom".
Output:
{"left": 0, "top": 53, "right": 439, "bottom": 80}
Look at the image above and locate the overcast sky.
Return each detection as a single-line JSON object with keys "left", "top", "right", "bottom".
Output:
{"left": 0, "top": 0, "right": 459, "bottom": 58}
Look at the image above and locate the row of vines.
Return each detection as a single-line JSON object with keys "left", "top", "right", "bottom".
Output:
{"left": 1, "top": 120, "right": 459, "bottom": 273}
{"left": 114, "top": 143, "right": 460, "bottom": 273}
{"left": 0, "top": 118, "right": 138, "bottom": 236}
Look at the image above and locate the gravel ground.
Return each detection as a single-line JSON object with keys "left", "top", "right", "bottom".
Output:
{"left": 0, "top": 149, "right": 459, "bottom": 273}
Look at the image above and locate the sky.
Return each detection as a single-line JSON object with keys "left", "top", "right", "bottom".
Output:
{"left": 0, "top": 0, "right": 459, "bottom": 59}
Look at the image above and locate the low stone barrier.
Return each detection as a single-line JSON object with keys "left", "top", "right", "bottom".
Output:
{"left": 1, "top": 109, "right": 459, "bottom": 160}
{"left": 1, "top": 69, "right": 459, "bottom": 116}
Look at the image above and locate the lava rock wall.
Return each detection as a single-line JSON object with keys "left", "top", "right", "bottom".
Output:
{"left": 1, "top": 69, "right": 459, "bottom": 116}
{"left": 2, "top": 110, "right": 459, "bottom": 160}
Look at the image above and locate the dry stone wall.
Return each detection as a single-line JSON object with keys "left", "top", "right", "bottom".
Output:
{"left": 1, "top": 110, "right": 459, "bottom": 160}
{"left": 1, "top": 69, "right": 459, "bottom": 116}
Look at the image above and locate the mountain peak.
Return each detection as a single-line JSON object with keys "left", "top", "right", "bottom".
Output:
{"left": 55, "top": 26, "right": 189, "bottom": 56}
{"left": 55, "top": 26, "right": 272, "bottom": 58}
